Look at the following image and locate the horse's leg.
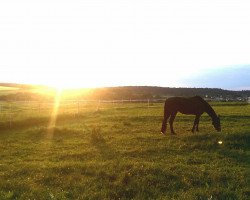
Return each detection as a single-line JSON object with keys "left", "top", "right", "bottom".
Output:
{"left": 195, "top": 115, "right": 200, "bottom": 132}
{"left": 161, "top": 111, "right": 170, "bottom": 134}
{"left": 192, "top": 115, "right": 200, "bottom": 133}
{"left": 169, "top": 112, "right": 177, "bottom": 135}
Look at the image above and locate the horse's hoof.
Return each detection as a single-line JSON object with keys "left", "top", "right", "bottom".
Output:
{"left": 161, "top": 131, "right": 166, "bottom": 135}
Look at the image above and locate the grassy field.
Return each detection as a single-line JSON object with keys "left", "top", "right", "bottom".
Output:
{"left": 0, "top": 101, "right": 249, "bottom": 199}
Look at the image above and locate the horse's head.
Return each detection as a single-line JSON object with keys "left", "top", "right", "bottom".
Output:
{"left": 212, "top": 115, "right": 221, "bottom": 132}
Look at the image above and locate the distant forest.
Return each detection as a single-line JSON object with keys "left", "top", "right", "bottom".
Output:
{"left": 0, "top": 83, "right": 249, "bottom": 101}
{"left": 87, "top": 86, "right": 250, "bottom": 100}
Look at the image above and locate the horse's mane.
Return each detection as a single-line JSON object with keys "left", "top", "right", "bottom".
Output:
{"left": 194, "top": 96, "right": 217, "bottom": 119}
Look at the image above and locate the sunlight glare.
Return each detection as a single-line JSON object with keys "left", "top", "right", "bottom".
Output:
{"left": 48, "top": 81, "right": 84, "bottom": 90}
{"left": 218, "top": 141, "right": 223, "bottom": 145}
{"left": 47, "top": 89, "right": 62, "bottom": 139}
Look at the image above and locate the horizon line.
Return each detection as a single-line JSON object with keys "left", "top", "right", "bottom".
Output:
{"left": 0, "top": 82, "right": 249, "bottom": 92}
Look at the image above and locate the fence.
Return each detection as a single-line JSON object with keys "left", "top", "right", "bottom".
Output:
{"left": 0, "top": 99, "right": 165, "bottom": 129}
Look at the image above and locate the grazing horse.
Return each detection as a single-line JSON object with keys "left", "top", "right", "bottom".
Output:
{"left": 161, "top": 96, "right": 221, "bottom": 135}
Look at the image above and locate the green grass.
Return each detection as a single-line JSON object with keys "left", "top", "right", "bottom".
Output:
{"left": 0, "top": 102, "right": 249, "bottom": 199}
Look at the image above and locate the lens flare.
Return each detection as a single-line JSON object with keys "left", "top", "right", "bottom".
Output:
{"left": 47, "top": 89, "right": 62, "bottom": 139}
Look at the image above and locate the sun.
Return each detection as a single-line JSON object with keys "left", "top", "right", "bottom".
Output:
{"left": 46, "top": 80, "right": 86, "bottom": 90}
{"left": 41, "top": 74, "right": 105, "bottom": 90}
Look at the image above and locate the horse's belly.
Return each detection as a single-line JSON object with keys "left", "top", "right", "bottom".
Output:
{"left": 179, "top": 106, "right": 198, "bottom": 115}
{"left": 179, "top": 110, "right": 195, "bottom": 115}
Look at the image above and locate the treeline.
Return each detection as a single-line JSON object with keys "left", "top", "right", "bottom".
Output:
{"left": 86, "top": 86, "right": 250, "bottom": 100}
{"left": 79, "top": 86, "right": 250, "bottom": 100}
{"left": 0, "top": 84, "right": 249, "bottom": 101}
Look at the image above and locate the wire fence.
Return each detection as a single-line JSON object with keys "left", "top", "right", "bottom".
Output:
{"left": 0, "top": 99, "right": 165, "bottom": 129}
{"left": 0, "top": 99, "right": 165, "bottom": 111}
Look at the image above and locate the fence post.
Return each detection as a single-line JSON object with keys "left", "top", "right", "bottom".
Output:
{"left": 96, "top": 100, "right": 100, "bottom": 111}
{"left": 9, "top": 112, "right": 12, "bottom": 128}
{"left": 148, "top": 99, "right": 150, "bottom": 108}
{"left": 77, "top": 99, "right": 79, "bottom": 115}
{"left": 38, "top": 101, "right": 41, "bottom": 113}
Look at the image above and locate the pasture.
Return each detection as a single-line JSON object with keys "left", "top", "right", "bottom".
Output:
{"left": 0, "top": 101, "right": 249, "bottom": 199}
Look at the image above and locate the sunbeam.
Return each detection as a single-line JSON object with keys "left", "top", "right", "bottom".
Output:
{"left": 46, "top": 89, "right": 62, "bottom": 140}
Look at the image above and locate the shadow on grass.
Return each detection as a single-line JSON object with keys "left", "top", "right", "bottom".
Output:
{"left": 0, "top": 113, "right": 88, "bottom": 132}
{"left": 0, "top": 116, "right": 49, "bottom": 131}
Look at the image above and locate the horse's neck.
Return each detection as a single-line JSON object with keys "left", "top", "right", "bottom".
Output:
{"left": 204, "top": 102, "right": 217, "bottom": 120}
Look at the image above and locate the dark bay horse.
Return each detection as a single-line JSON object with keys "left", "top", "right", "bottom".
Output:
{"left": 161, "top": 96, "right": 221, "bottom": 135}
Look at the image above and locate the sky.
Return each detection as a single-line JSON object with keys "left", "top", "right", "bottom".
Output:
{"left": 0, "top": 0, "right": 250, "bottom": 90}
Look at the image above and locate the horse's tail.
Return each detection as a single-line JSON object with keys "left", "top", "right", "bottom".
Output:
{"left": 161, "top": 100, "right": 168, "bottom": 134}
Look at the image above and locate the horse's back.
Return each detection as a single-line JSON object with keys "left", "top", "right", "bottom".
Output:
{"left": 164, "top": 96, "right": 206, "bottom": 114}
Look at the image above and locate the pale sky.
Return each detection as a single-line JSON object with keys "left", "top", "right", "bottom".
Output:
{"left": 0, "top": 0, "right": 250, "bottom": 89}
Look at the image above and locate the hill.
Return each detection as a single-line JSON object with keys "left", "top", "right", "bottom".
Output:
{"left": 0, "top": 83, "right": 249, "bottom": 101}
